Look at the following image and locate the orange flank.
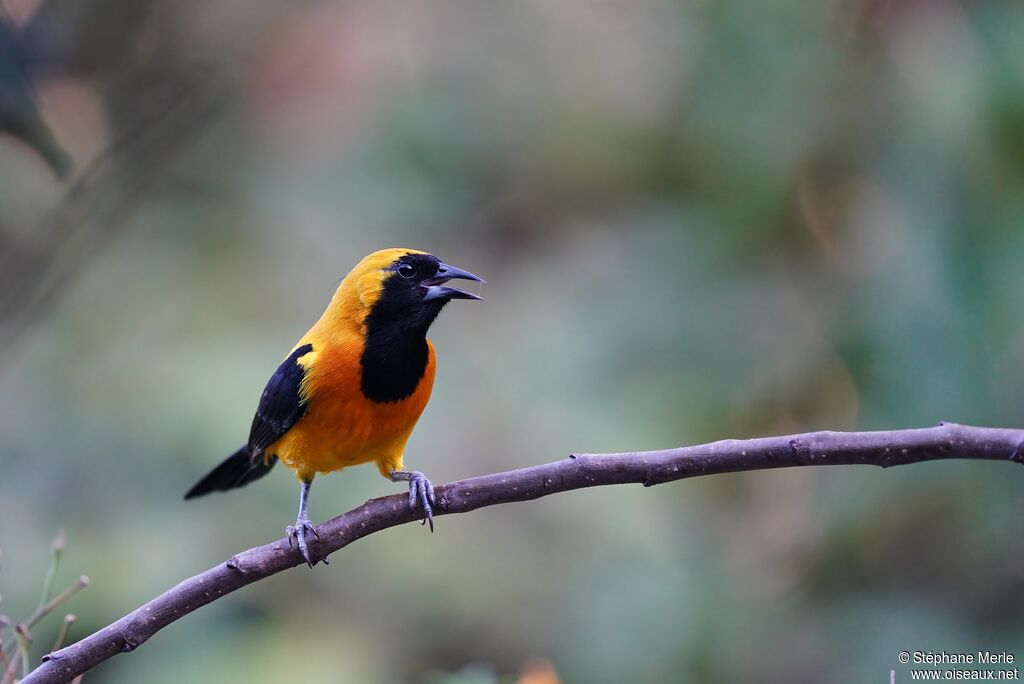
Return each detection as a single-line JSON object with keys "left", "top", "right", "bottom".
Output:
{"left": 270, "top": 338, "right": 437, "bottom": 482}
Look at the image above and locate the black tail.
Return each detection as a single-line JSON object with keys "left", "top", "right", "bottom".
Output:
{"left": 184, "top": 446, "right": 278, "bottom": 500}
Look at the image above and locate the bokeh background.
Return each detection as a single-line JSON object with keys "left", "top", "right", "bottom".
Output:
{"left": 1, "top": 0, "right": 1024, "bottom": 682}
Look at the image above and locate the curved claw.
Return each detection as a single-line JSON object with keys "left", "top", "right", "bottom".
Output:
{"left": 285, "top": 519, "right": 327, "bottom": 567}
{"left": 412, "top": 472, "right": 435, "bottom": 532}
{"left": 391, "top": 470, "right": 436, "bottom": 532}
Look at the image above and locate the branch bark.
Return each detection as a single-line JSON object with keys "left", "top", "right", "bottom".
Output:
{"left": 23, "top": 422, "right": 1024, "bottom": 684}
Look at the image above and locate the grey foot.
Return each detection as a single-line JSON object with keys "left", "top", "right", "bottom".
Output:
{"left": 390, "top": 470, "right": 436, "bottom": 531}
{"left": 286, "top": 517, "right": 326, "bottom": 567}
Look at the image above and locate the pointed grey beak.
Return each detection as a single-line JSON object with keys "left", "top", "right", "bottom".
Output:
{"left": 422, "top": 261, "right": 485, "bottom": 301}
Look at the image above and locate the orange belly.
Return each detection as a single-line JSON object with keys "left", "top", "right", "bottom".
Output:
{"left": 268, "top": 338, "right": 436, "bottom": 482}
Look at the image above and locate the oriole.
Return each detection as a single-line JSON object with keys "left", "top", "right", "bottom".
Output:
{"left": 185, "top": 248, "right": 483, "bottom": 566}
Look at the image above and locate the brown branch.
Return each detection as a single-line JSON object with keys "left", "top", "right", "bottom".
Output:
{"left": 23, "top": 422, "right": 1024, "bottom": 684}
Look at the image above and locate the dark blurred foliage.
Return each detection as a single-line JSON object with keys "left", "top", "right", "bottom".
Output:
{"left": 0, "top": 0, "right": 223, "bottom": 360}
{"left": 1, "top": 0, "right": 1024, "bottom": 682}
{"left": 0, "top": 5, "right": 69, "bottom": 179}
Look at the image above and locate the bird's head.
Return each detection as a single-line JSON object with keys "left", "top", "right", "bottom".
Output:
{"left": 329, "top": 248, "right": 484, "bottom": 334}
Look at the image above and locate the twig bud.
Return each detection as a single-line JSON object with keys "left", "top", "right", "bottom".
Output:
{"left": 51, "top": 529, "right": 66, "bottom": 555}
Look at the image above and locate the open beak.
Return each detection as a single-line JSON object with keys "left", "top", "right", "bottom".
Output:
{"left": 422, "top": 261, "right": 485, "bottom": 301}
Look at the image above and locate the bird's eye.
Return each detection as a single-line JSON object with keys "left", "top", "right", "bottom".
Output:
{"left": 397, "top": 263, "right": 415, "bottom": 278}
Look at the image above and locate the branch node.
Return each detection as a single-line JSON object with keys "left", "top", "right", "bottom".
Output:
{"left": 788, "top": 438, "right": 809, "bottom": 464}
{"left": 1010, "top": 442, "right": 1024, "bottom": 465}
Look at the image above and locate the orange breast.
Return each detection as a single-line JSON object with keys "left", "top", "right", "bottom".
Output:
{"left": 268, "top": 336, "right": 437, "bottom": 482}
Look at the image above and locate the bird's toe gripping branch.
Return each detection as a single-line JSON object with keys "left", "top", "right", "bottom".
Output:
{"left": 287, "top": 479, "right": 327, "bottom": 567}
{"left": 286, "top": 518, "right": 325, "bottom": 567}
{"left": 390, "top": 470, "right": 436, "bottom": 531}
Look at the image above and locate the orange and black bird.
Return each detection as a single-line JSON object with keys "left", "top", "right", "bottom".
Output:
{"left": 185, "top": 249, "right": 483, "bottom": 566}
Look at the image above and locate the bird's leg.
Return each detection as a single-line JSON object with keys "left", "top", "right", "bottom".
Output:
{"left": 389, "top": 470, "right": 436, "bottom": 531}
{"left": 285, "top": 478, "right": 326, "bottom": 566}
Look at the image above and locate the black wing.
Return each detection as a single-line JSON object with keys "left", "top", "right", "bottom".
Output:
{"left": 183, "top": 343, "right": 314, "bottom": 500}
{"left": 247, "top": 343, "right": 314, "bottom": 462}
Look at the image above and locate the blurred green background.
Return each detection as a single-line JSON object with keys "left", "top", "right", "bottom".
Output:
{"left": 1, "top": 0, "right": 1024, "bottom": 682}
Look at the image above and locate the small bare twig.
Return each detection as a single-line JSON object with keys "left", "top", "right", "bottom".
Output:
{"left": 3, "top": 648, "right": 19, "bottom": 684}
{"left": 36, "top": 532, "right": 65, "bottom": 613}
{"left": 2, "top": 576, "right": 88, "bottom": 661}
{"left": 51, "top": 616, "right": 75, "bottom": 653}
{"left": 0, "top": 615, "right": 11, "bottom": 683}
{"left": 28, "top": 578, "right": 89, "bottom": 633}
{"left": 14, "top": 624, "right": 31, "bottom": 680}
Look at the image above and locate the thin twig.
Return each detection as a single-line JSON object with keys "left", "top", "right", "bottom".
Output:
{"left": 22, "top": 422, "right": 1024, "bottom": 684}
{"left": 2, "top": 577, "right": 88, "bottom": 660}
{"left": 27, "top": 578, "right": 89, "bottom": 633}
{"left": 36, "top": 532, "right": 65, "bottom": 613}
{"left": 51, "top": 616, "right": 75, "bottom": 653}
{"left": 14, "top": 625, "right": 31, "bottom": 679}
{"left": 0, "top": 615, "right": 11, "bottom": 684}
{"left": 3, "top": 649, "right": 18, "bottom": 684}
